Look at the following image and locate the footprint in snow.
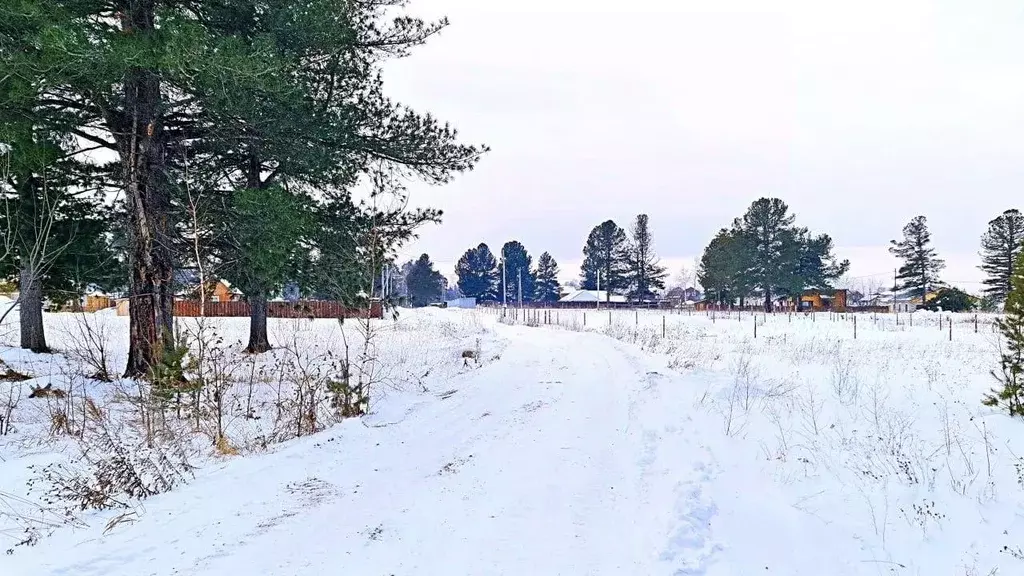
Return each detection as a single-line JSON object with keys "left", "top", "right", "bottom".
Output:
{"left": 659, "top": 464, "right": 724, "bottom": 575}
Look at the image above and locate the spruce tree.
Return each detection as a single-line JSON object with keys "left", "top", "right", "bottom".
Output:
{"left": 455, "top": 243, "right": 499, "bottom": 301}
{"left": 579, "top": 220, "right": 630, "bottom": 300}
{"left": 889, "top": 215, "right": 945, "bottom": 299}
{"left": 627, "top": 214, "right": 667, "bottom": 302}
{"left": 533, "top": 252, "right": 561, "bottom": 303}
{"left": 979, "top": 209, "right": 1024, "bottom": 302}
{"left": 984, "top": 252, "right": 1024, "bottom": 416}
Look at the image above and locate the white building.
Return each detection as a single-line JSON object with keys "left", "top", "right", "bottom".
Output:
{"left": 445, "top": 297, "right": 477, "bottom": 309}
{"left": 558, "top": 290, "right": 628, "bottom": 304}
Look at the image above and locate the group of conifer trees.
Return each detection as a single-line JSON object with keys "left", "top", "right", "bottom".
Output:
{"left": 0, "top": 0, "right": 485, "bottom": 372}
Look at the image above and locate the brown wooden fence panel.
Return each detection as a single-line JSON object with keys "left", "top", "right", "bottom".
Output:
{"left": 170, "top": 300, "right": 381, "bottom": 319}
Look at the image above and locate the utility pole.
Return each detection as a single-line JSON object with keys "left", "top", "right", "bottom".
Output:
{"left": 518, "top": 268, "right": 523, "bottom": 308}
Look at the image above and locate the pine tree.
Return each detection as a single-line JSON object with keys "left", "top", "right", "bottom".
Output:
{"left": 580, "top": 220, "right": 631, "bottom": 300}
{"left": 217, "top": 187, "right": 313, "bottom": 353}
{"left": 0, "top": 2, "right": 122, "bottom": 352}
{"left": 922, "top": 287, "right": 975, "bottom": 313}
{"left": 785, "top": 228, "right": 850, "bottom": 303}
{"left": 697, "top": 228, "right": 751, "bottom": 306}
{"left": 302, "top": 196, "right": 368, "bottom": 303}
{"left": 405, "top": 254, "right": 444, "bottom": 307}
{"left": 738, "top": 198, "right": 801, "bottom": 311}
{"left": 533, "top": 252, "right": 561, "bottom": 303}
{"left": 498, "top": 241, "right": 535, "bottom": 305}
{"left": 4, "top": 0, "right": 486, "bottom": 376}
{"left": 627, "top": 214, "right": 667, "bottom": 302}
{"left": 187, "top": 0, "right": 481, "bottom": 353}
{"left": 979, "top": 209, "right": 1024, "bottom": 302}
{"left": 984, "top": 252, "right": 1024, "bottom": 416}
{"left": 455, "top": 243, "right": 499, "bottom": 301}
{"left": 889, "top": 215, "right": 945, "bottom": 299}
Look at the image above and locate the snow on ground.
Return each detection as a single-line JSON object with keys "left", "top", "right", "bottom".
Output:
{"left": 1, "top": 306, "right": 1023, "bottom": 575}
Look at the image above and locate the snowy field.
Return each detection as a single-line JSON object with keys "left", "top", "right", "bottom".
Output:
{"left": 1, "top": 303, "right": 1023, "bottom": 575}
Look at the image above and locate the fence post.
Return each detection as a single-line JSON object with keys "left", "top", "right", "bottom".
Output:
{"left": 583, "top": 312, "right": 587, "bottom": 326}
{"left": 854, "top": 315, "right": 857, "bottom": 339}
{"left": 975, "top": 314, "right": 978, "bottom": 333}
{"left": 949, "top": 317, "right": 952, "bottom": 341}
{"left": 753, "top": 315, "right": 757, "bottom": 338}
{"left": 662, "top": 315, "right": 666, "bottom": 338}
{"left": 635, "top": 309, "right": 638, "bottom": 325}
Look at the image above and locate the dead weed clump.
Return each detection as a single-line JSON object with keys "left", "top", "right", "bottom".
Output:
{"left": 0, "top": 360, "right": 31, "bottom": 383}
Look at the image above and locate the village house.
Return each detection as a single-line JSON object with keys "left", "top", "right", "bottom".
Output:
{"left": 794, "top": 289, "right": 848, "bottom": 313}
{"left": 558, "top": 290, "right": 628, "bottom": 304}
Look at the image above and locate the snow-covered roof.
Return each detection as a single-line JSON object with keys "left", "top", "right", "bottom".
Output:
{"left": 559, "top": 290, "right": 628, "bottom": 303}
{"left": 219, "top": 279, "right": 243, "bottom": 294}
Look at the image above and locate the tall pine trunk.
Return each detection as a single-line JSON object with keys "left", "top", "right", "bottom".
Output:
{"left": 246, "top": 294, "right": 271, "bottom": 353}
{"left": 119, "top": 2, "right": 174, "bottom": 378}
{"left": 243, "top": 156, "right": 272, "bottom": 353}
{"left": 18, "top": 266, "right": 46, "bottom": 353}
{"left": 15, "top": 175, "right": 47, "bottom": 353}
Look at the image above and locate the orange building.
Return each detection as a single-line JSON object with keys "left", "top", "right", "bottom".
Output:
{"left": 798, "top": 289, "right": 847, "bottom": 312}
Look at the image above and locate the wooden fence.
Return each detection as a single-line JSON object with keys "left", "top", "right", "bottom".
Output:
{"left": 116, "top": 299, "right": 382, "bottom": 319}
{"left": 478, "top": 301, "right": 662, "bottom": 310}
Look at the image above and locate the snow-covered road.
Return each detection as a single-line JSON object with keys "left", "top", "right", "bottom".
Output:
{"left": 10, "top": 322, "right": 737, "bottom": 576}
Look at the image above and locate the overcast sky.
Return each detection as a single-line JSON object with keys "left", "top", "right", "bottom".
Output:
{"left": 383, "top": 0, "right": 1024, "bottom": 291}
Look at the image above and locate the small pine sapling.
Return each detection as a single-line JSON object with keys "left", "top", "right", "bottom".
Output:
{"left": 984, "top": 253, "right": 1024, "bottom": 416}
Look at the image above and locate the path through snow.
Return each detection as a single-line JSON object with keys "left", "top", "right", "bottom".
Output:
{"left": 7, "top": 318, "right": 855, "bottom": 575}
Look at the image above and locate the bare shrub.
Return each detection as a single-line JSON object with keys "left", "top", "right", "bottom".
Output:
{"left": 797, "top": 383, "right": 825, "bottom": 437}
{"left": 268, "top": 331, "right": 345, "bottom": 440}
{"left": 0, "top": 489, "right": 86, "bottom": 553}
{"left": 0, "top": 383, "right": 21, "bottom": 435}
{"left": 830, "top": 355, "right": 860, "bottom": 406}
{"left": 180, "top": 318, "right": 238, "bottom": 447}
{"left": 60, "top": 312, "right": 114, "bottom": 382}
{"left": 730, "top": 352, "right": 759, "bottom": 413}
{"left": 28, "top": 399, "right": 194, "bottom": 514}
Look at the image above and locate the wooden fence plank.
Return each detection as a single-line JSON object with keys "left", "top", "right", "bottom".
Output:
{"left": 167, "top": 300, "right": 381, "bottom": 319}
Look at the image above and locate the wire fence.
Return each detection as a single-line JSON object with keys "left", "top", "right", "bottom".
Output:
{"left": 475, "top": 305, "right": 1004, "bottom": 342}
